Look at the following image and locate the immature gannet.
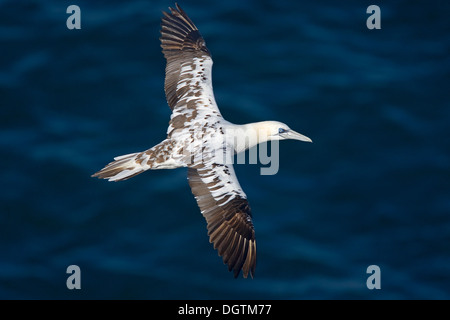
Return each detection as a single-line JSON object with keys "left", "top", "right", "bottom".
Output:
{"left": 92, "top": 3, "right": 312, "bottom": 278}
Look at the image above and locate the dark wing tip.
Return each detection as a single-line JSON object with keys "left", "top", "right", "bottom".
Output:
{"left": 226, "top": 208, "right": 256, "bottom": 279}
{"left": 210, "top": 208, "right": 257, "bottom": 279}
{"left": 160, "top": 3, "right": 210, "bottom": 58}
{"left": 188, "top": 168, "right": 256, "bottom": 279}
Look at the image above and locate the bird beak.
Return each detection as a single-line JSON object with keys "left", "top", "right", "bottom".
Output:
{"left": 284, "top": 130, "right": 312, "bottom": 143}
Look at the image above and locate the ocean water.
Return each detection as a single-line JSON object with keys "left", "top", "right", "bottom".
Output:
{"left": 1, "top": 0, "right": 449, "bottom": 299}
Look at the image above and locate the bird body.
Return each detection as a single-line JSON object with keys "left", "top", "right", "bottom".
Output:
{"left": 93, "top": 4, "right": 311, "bottom": 278}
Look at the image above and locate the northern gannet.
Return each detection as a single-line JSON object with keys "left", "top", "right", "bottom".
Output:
{"left": 92, "top": 3, "right": 312, "bottom": 278}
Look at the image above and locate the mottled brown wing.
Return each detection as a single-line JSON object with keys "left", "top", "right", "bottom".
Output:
{"left": 160, "top": 4, "right": 215, "bottom": 110}
{"left": 187, "top": 166, "right": 256, "bottom": 278}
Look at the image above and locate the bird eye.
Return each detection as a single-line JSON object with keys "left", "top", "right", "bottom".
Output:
{"left": 278, "top": 128, "right": 287, "bottom": 134}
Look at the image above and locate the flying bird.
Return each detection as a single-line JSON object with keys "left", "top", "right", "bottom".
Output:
{"left": 92, "top": 3, "right": 312, "bottom": 278}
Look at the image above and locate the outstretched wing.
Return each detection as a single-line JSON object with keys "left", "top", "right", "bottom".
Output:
{"left": 187, "top": 165, "right": 256, "bottom": 278}
{"left": 160, "top": 4, "right": 222, "bottom": 136}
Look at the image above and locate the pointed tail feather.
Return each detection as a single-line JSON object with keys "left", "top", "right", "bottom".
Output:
{"left": 91, "top": 152, "right": 147, "bottom": 182}
{"left": 92, "top": 139, "right": 179, "bottom": 182}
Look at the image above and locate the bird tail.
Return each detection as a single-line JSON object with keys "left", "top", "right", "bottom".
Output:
{"left": 92, "top": 139, "right": 178, "bottom": 182}
{"left": 91, "top": 152, "right": 147, "bottom": 182}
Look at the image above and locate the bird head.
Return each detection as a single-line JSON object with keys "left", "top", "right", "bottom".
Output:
{"left": 263, "top": 121, "right": 312, "bottom": 143}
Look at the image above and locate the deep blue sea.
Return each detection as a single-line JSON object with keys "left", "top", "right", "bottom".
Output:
{"left": 1, "top": 0, "right": 449, "bottom": 299}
